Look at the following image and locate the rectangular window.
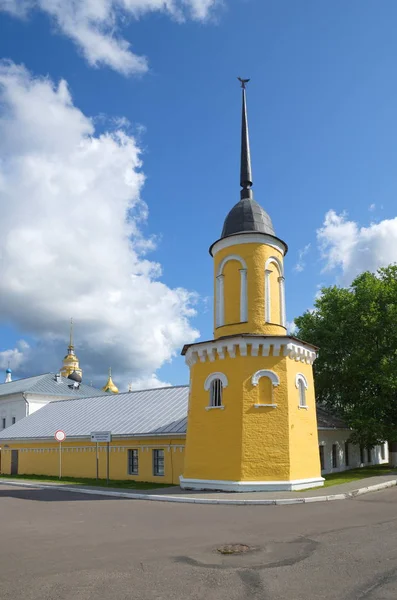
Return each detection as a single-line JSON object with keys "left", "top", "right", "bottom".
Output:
{"left": 332, "top": 444, "right": 338, "bottom": 469}
{"left": 128, "top": 449, "right": 138, "bottom": 475}
{"left": 381, "top": 444, "right": 386, "bottom": 460}
{"left": 345, "top": 442, "right": 349, "bottom": 467}
{"left": 2, "top": 418, "right": 5, "bottom": 429}
{"left": 153, "top": 449, "right": 164, "bottom": 476}
{"left": 360, "top": 446, "right": 365, "bottom": 464}
{"left": 12, "top": 417, "right": 16, "bottom": 425}
{"left": 319, "top": 445, "right": 325, "bottom": 471}
{"left": 367, "top": 448, "right": 372, "bottom": 463}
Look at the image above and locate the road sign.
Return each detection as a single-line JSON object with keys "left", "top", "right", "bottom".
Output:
{"left": 54, "top": 430, "right": 66, "bottom": 442}
{"left": 90, "top": 431, "right": 112, "bottom": 443}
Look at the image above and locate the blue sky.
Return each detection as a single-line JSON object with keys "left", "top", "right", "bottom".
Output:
{"left": 1, "top": 0, "right": 397, "bottom": 388}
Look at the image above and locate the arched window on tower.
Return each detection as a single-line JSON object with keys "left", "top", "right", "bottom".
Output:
{"left": 296, "top": 374, "right": 308, "bottom": 408}
{"left": 210, "top": 379, "right": 223, "bottom": 407}
{"left": 251, "top": 369, "right": 280, "bottom": 407}
{"left": 204, "top": 372, "right": 228, "bottom": 409}
{"left": 264, "top": 256, "right": 286, "bottom": 327}
{"left": 216, "top": 255, "right": 248, "bottom": 328}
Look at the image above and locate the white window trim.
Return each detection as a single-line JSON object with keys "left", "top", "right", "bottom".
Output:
{"left": 264, "top": 256, "right": 286, "bottom": 326}
{"left": 204, "top": 372, "right": 227, "bottom": 409}
{"left": 204, "top": 372, "right": 228, "bottom": 390}
{"left": 216, "top": 254, "right": 248, "bottom": 327}
{"left": 251, "top": 369, "right": 279, "bottom": 408}
{"left": 296, "top": 373, "right": 308, "bottom": 408}
{"left": 251, "top": 369, "right": 280, "bottom": 387}
{"left": 205, "top": 406, "right": 225, "bottom": 411}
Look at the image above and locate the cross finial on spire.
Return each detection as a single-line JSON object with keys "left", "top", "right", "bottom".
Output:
{"left": 69, "top": 317, "right": 74, "bottom": 348}
{"left": 238, "top": 77, "right": 253, "bottom": 199}
{"left": 238, "top": 77, "right": 250, "bottom": 89}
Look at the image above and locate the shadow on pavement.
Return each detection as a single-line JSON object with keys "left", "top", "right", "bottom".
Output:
{"left": 0, "top": 487, "right": 123, "bottom": 502}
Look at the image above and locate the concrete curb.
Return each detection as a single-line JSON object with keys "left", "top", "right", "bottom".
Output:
{"left": 0, "top": 478, "right": 396, "bottom": 505}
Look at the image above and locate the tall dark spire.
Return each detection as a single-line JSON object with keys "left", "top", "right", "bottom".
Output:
{"left": 238, "top": 77, "right": 253, "bottom": 200}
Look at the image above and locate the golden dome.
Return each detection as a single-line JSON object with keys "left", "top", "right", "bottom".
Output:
{"left": 60, "top": 318, "right": 83, "bottom": 381}
{"left": 102, "top": 368, "right": 119, "bottom": 394}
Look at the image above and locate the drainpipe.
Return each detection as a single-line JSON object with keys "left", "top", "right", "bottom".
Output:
{"left": 22, "top": 393, "right": 29, "bottom": 417}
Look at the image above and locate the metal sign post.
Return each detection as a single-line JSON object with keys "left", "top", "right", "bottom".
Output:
{"left": 90, "top": 432, "right": 112, "bottom": 483}
{"left": 54, "top": 430, "right": 66, "bottom": 480}
{"left": 96, "top": 442, "right": 99, "bottom": 481}
{"left": 107, "top": 442, "right": 110, "bottom": 486}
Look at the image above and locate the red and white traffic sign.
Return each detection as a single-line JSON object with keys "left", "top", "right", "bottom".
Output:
{"left": 54, "top": 430, "right": 66, "bottom": 442}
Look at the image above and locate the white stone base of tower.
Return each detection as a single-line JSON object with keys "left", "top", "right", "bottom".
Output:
{"left": 179, "top": 476, "right": 325, "bottom": 493}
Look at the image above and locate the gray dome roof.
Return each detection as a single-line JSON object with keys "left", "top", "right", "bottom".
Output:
{"left": 68, "top": 370, "right": 82, "bottom": 383}
{"left": 221, "top": 197, "right": 275, "bottom": 238}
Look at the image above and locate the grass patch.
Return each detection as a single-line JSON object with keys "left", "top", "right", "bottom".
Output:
{"left": 0, "top": 473, "right": 172, "bottom": 490}
{"left": 308, "top": 465, "right": 397, "bottom": 490}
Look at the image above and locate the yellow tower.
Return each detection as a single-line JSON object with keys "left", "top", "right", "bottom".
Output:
{"left": 180, "top": 80, "right": 323, "bottom": 492}
{"left": 60, "top": 318, "right": 83, "bottom": 383}
{"left": 102, "top": 367, "right": 119, "bottom": 394}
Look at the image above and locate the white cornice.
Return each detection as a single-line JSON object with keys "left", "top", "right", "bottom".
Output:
{"left": 184, "top": 336, "right": 317, "bottom": 367}
{"left": 211, "top": 233, "right": 286, "bottom": 257}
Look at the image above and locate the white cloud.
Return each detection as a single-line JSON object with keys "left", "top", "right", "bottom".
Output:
{"left": 0, "top": 61, "right": 199, "bottom": 389}
{"left": 0, "top": 0, "right": 221, "bottom": 75}
{"left": 317, "top": 209, "right": 397, "bottom": 283}
{"left": 314, "top": 283, "right": 324, "bottom": 300}
{"left": 0, "top": 340, "right": 29, "bottom": 371}
{"left": 369, "top": 203, "right": 376, "bottom": 212}
{"left": 286, "top": 320, "right": 297, "bottom": 335}
{"left": 128, "top": 373, "right": 171, "bottom": 391}
{"left": 294, "top": 243, "right": 311, "bottom": 273}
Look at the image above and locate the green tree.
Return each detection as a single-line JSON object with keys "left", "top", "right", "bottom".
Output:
{"left": 295, "top": 265, "right": 397, "bottom": 460}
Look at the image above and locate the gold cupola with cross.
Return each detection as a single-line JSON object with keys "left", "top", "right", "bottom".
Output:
{"left": 102, "top": 367, "right": 119, "bottom": 394}
{"left": 60, "top": 318, "right": 83, "bottom": 383}
{"left": 180, "top": 79, "right": 323, "bottom": 492}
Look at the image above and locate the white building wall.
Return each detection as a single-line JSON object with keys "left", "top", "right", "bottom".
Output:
{"left": 0, "top": 393, "right": 63, "bottom": 430}
{"left": 318, "top": 429, "right": 389, "bottom": 475}
{"left": 0, "top": 394, "right": 28, "bottom": 430}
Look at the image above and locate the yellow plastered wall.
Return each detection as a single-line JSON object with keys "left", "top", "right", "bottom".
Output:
{"left": 183, "top": 346, "right": 322, "bottom": 483}
{"left": 213, "top": 242, "right": 286, "bottom": 338}
{"left": 240, "top": 354, "right": 290, "bottom": 481}
{"left": 0, "top": 438, "right": 185, "bottom": 485}
{"left": 287, "top": 361, "right": 322, "bottom": 480}
{"left": 183, "top": 356, "right": 244, "bottom": 481}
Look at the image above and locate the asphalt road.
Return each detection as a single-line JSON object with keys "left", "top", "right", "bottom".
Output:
{"left": 1, "top": 484, "right": 397, "bottom": 600}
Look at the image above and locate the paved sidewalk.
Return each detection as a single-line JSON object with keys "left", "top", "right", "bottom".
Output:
{"left": 1, "top": 472, "right": 396, "bottom": 504}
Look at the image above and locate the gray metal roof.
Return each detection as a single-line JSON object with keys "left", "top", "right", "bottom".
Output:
{"left": 317, "top": 406, "right": 349, "bottom": 429}
{"left": 221, "top": 197, "right": 276, "bottom": 239}
{"left": 0, "top": 373, "right": 108, "bottom": 399}
{"left": 0, "top": 385, "right": 189, "bottom": 440}
{"left": 0, "top": 383, "right": 349, "bottom": 441}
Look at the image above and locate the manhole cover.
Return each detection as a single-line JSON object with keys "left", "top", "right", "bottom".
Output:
{"left": 216, "top": 544, "right": 253, "bottom": 555}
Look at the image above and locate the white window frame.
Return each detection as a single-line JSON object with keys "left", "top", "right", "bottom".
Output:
{"left": 296, "top": 373, "right": 308, "bottom": 409}
{"left": 264, "top": 256, "right": 286, "bottom": 327}
{"left": 153, "top": 449, "right": 165, "bottom": 476}
{"left": 204, "top": 372, "right": 228, "bottom": 410}
{"left": 332, "top": 443, "right": 338, "bottom": 469}
{"left": 216, "top": 254, "right": 248, "bottom": 327}
{"left": 128, "top": 449, "right": 139, "bottom": 475}
{"left": 251, "top": 369, "right": 280, "bottom": 408}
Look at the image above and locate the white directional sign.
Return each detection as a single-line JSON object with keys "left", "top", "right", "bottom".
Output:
{"left": 90, "top": 431, "right": 112, "bottom": 443}
{"left": 54, "top": 430, "right": 66, "bottom": 442}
